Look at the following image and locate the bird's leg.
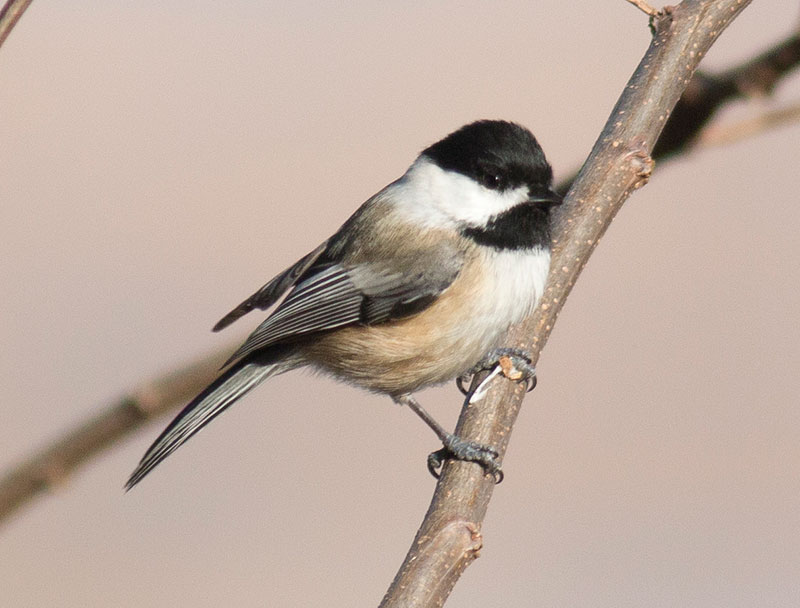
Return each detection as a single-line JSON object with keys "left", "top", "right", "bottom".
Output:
{"left": 393, "top": 393, "right": 503, "bottom": 483}
{"left": 456, "top": 347, "right": 537, "bottom": 399}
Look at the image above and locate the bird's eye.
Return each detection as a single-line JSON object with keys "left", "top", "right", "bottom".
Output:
{"left": 479, "top": 171, "right": 505, "bottom": 190}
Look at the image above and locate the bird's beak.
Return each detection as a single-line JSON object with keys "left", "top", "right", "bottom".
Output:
{"left": 529, "top": 188, "right": 563, "bottom": 208}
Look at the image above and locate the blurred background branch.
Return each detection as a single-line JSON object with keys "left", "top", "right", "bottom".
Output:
{"left": 0, "top": 349, "right": 229, "bottom": 523}
{"left": 0, "top": 0, "right": 32, "bottom": 48}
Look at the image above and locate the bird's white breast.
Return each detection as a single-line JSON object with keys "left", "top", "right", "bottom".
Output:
{"left": 486, "top": 247, "right": 549, "bottom": 324}
{"left": 446, "top": 245, "right": 550, "bottom": 356}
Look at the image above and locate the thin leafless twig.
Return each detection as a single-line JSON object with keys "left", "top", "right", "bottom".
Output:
{"left": 697, "top": 101, "right": 800, "bottom": 147}
{"left": 0, "top": 0, "right": 33, "bottom": 49}
{"left": 625, "top": 0, "right": 660, "bottom": 18}
{"left": 0, "top": 350, "right": 230, "bottom": 525}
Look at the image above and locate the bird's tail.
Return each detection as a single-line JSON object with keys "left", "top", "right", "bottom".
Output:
{"left": 126, "top": 357, "right": 291, "bottom": 490}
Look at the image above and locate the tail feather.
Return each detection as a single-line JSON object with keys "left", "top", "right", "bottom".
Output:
{"left": 126, "top": 360, "right": 282, "bottom": 490}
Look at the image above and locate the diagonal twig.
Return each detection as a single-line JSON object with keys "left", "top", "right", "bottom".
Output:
{"left": 696, "top": 101, "right": 800, "bottom": 147}
{"left": 0, "top": 0, "right": 33, "bottom": 49}
{"left": 0, "top": 350, "right": 230, "bottom": 525}
{"left": 625, "top": 0, "right": 660, "bottom": 18}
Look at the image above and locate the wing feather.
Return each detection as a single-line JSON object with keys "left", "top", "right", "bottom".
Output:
{"left": 222, "top": 256, "right": 462, "bottom": 367}
{"left": 214, "top": 195, "right": 466, "bottom": 369}
{"left": 212, "top": 241, "right": 329, "bottom": 332}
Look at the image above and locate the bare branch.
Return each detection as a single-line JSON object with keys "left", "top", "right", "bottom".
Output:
{"left": 380, "top": 1, "right": 753, "bottom": 605}
{"left": 625, "top": 0, "right": 660, "bottom": 18}
{"left": 0, "top": 349, "right": 229, "bottom": 526}
{"left": 696, "top": 101, "right": 800, "bottom": 147}
{"left": 0, "top": 0, "right": 33, "bottom": 49}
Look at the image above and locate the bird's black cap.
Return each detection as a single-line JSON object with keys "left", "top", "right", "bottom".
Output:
{"left": 421, "top": 120, "right": 554, "bottom": 194}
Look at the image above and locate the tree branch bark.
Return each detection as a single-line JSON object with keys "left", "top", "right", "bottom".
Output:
{"left": 379, "top": 1, "right": 754, "bottom": 605}
{"left": 0, "top": 0, "right": 33, "bottom": 49}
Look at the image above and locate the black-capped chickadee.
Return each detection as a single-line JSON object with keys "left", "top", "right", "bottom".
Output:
{"left": 126, "top": 120, "right": 561, "bottom": 489}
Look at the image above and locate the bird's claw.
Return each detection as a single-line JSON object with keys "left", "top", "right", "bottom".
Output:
{"left": 427, "top": 435, "right": 504, "bottom": 484}
{"left": 456, "top": 374, "right": 471, "bottom": 396}
{"left": 444, "top": 348, "right": 535, "bottom": 482}
{"left": 457, "top": 347, "right": 538, "bottom": 397}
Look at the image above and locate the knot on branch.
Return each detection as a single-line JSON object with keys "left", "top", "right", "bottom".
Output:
{"left": 420, "top": 520, "right": 483, "bottom": 562}
{"left": 626, "top": 140, "right": 655, "bottom": 189}
{"left": 381, "top": 520, "right": 483, "bottom": 607}
{"left": 650, "top": 5, "right": 675, "bottom": 35}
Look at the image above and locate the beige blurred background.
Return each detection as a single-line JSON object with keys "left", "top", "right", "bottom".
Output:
{"left": 2, "top": 1, "right": 799, "bottom": 606}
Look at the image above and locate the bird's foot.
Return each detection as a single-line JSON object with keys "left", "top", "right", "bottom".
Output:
{"left": 392, "top": 393, "right": 504, "bottom": 483}
{"left": 456, "top": 347, "right": 537, "bottom": 401}
{"left": 427, "top": 434, "right": 503, "bottom": 483}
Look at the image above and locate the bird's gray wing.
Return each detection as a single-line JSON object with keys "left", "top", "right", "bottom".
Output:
{"left": 126, "top": 246, "right": 462, "bottom": 488}
{"left": 212, "top": 241, "right": 329, "bottom": 332}
{"left": 222, "top": 249, "right": 464, "bottom": 366}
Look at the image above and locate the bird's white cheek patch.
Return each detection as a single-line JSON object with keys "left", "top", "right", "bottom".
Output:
{"left": 391, "top": 158, "right": 531, "bottom": 228}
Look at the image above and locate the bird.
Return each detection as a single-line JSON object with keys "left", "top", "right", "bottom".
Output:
{"left": 126, "top": 119, "right": 561, "bottom": 489}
